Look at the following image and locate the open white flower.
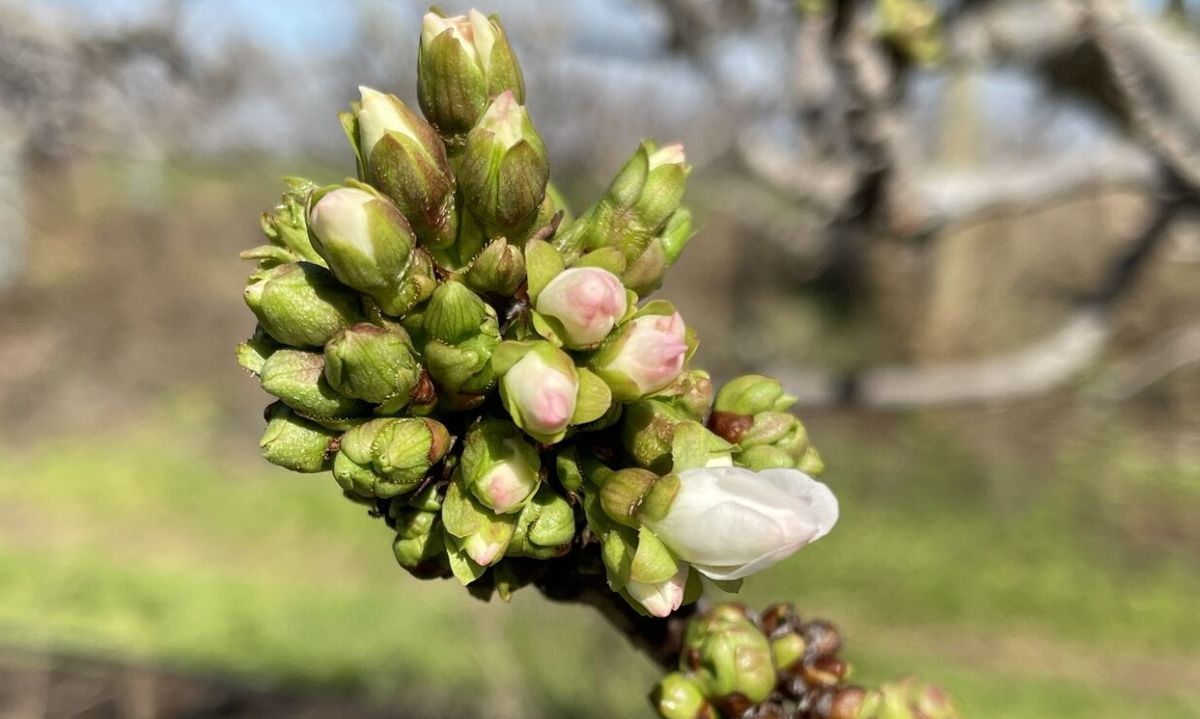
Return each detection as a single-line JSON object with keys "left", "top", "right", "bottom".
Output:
{"left": 644, "top": 466, "right": 838, "bottom": 581}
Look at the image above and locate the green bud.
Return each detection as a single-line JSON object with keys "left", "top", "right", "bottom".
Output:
{"left": 714, "top": 374, "right": 796, "bottom": 415}
{"left": 770, "top": 632, "right": 807, "bottom": 672}
{"left": 709, "top": 374, "right": 818, "bottom": 471}
{"left": 554, "top": 446, "right": 586, "bottom": 493}
{"left": 425, "top": 280, "right": 490, "bottom": 342}
{"left": 620, "top": 208, "right": 694, "bottom": 296}
{"left": 620, "top": 400, "right": 688, "bottom": 474}
{"left": 423, "top": 281, "right": 501, "bottom": 401}
{"left": 685, "top": 607, "right": 776, "bottom": 704}
{"left": 442, "top": 476, "right": 519, "bottom": 573}
{"left": 307, "top": 183, "right": 432, "bottom": 316}
{"left": 648, "top": 369, "right": 713, "bottom": 422}
{"left": 651, "top": 672, "right": 714, "bottom": 719}
{"left": 582, "top": 142, "right": 690, "bottom": 291}
{"left": 391, "top": 487, "right": 450, "bottom": 579}
{"left": 465, "top": 237, "right": 526, "bottom": 296}
{"left": 459, "top": 91, "right": 549, "bottom": 234}
{"left": 600, "top": 468, "right": 659, "bottom": 527}
{"left": 259, "top": 402, "right": 338, "bottom": 473}
{"left": 507, "top": 483, "right": 576, "bottom": 559}
{"left": 260, "top": 349, "right": 369, "bottom": 422}
{"left": 244, "top": 262, "right": 364, "bottom": 348}
{"left": 235, "top": 325, "right": 279, "bottom": 376}
{"left": 417, "top": 9, "right": 525, "bottom": 141}
{"left": 428, "top": 200, "right": 488, "bottom": 273}
{"left": 259, "top": 177, "right": 326, "bottom": 265}
{"left": 323, "top": 323, "right": 421, "bottom": 407}
{"left": 344, "top": 87, "right": 457, "bottom": 248}
{"left": 333, "top": 417, "right": 451, "bottom": 498}
{"left": 461, "top": 419, "right": 541, "bottom": 513}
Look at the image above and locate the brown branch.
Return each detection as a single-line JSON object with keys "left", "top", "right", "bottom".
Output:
{"left": 534, "top": 546, "right": 694, "bottom": 669}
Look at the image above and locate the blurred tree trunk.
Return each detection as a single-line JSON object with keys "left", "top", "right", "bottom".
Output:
{"left": 0, "top": 115, "right": 26, "bottom": 292}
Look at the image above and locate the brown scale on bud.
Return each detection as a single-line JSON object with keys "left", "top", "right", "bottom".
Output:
{"left": 803, "top": 620, "right": 843, "bottom": 660}
{"left": 707, "top": 410, "right": 753, "bottom": 444}
{"left": 802, "top": 656, "right": 849, "bottom": 688}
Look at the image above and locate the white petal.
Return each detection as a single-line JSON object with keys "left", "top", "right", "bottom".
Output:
{"left": 626, "top": 565, "right": 688, "bottom": 617}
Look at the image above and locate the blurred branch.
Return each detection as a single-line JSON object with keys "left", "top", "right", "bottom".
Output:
{"left": 1099, "top": 321, "right": 1200, "bottom": 400}
{"left": 769, "top": 182, "right": 1191, "bottom": 408}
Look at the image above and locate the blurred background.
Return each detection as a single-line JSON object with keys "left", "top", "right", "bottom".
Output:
{"left": 1, "top": 0, "right": 1199, "bottom": 716}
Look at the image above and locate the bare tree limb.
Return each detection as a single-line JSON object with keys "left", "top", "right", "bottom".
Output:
{"left": 767, "top": 185, "right": 1188, "bottom": 408}
{"left": 1099, "top": 321, "right": 1200, "bottom": 400}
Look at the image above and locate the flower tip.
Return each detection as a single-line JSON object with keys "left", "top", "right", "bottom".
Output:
{"left": 649, "top": 143, "right": 687, "bottom": 169}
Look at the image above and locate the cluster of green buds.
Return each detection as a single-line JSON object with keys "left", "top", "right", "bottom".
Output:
{"left": 653, "top": 603, "right": 958, "bottom": 719}
{"left": 236, "top": 7, "right": 839, "bottom": 620}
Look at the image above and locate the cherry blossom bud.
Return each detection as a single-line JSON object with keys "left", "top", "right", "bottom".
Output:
{"left": 243, "top": 262, "right": 364, "bottom": 348}
{"left": 259, "top": 177, "right": 325, "bottom": 265}
{"left": 332, "top": 417, "right": 452, "bottom": 498}
{"left": 323, "top": 323, "right": 420, "bottom": 408}
{"left": 535, "top": 267, "right": 628, "bottom": 349}
{"left": 259, "top": 349, "right": 368, "bottom": 423}
{"left": 348, "top": 87, "right": 456, "bottom": 247}
{"left": 496, "top": 342, "right": 579, "bottom": 442}
{"left": 507, "top": 484, "right": 576, "bottom": 559}
{"left": 259, "top": 403, "right": 338, "bottom": 473}
{"left": 592, "top": 311, "right": 689, "bottom": 400}
{"left": 644, "top": 466, "right": 838, "bottom": 581}
{"left": 308, "top": 184, "right": 433, "bottom": 316}
{"left": 417, "top": 9, "right": 524, "bottom": 139}
{"left": 459, "top": 91, "right": 549, "bottom": 233}
{"left": 684, "top": 606, "right": 776, "bottom": 705}
{"left": 627, "top": 564, "right": 689, "bottom": 618}
{"left": 652, "top": 673, "right": 715, "bottom": 719}
{"left": 461, "top": 419, "right": 541, "bottom": 513}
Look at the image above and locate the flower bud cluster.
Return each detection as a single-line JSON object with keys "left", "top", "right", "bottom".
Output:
{"left": 236, "top": 7, "right": 836, "bottom": 616}
{"left": 653, "top": 603, "right": 959, "bottom": 719}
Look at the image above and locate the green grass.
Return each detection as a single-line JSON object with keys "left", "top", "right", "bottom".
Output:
{"left": 0, "top": 407, "right": 1197, "bottom": 717}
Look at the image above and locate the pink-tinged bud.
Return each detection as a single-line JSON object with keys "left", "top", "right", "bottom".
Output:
{"left": 535, "top": 267, "right": 628, "bottom": 348}
{"left": 502, "top": 349, "right": 578, "bottom": 438}
{"left": 627, "top": 564, "right": 689, "bottom": 618}
{"left": 420, "top": 12, "right": 481, "bottom": 61}
{"left": 648, "top": 143, "right": 686, "bottom": 169}
{"left": 594, "top": 312, "right": 688, "bottom": 399}
{"left": 461, "top": 419, "right": 541, "bottom": 514}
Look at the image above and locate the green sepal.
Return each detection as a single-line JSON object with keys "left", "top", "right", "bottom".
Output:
{"left": 574, "top": 246, "right": 627, "bottom": 274}
{"left": 554, "top": 446, "right": 585, "bottom": 494}
{"left": 709, "top": 577, "right": 744, "bottom": 594}
{"left": 639, "top": 472, "right": 680, "bottom": 523}
{"left": 525, "top": 238, "right": 565, "bottom": 301}
{"left": 260, "top": 349, "right": 369, "bottom": 421}
{"left": 799, "top": 446, "right": 825, "bottom": 476}
{"left": 259, "top": 402, "right": 338, "bottom": 473}
{"left": 235, "top": 327, "right": 279, "bottom": 376}
{"left": 670, "top": 421, "right": 710, "bottom": 471}
{"left": 239, "top": 244, "right": 297, "bottom": 267}
{"left": 489, "top": 340, "right": 537, "bottom": 374}
{"left": 445, "top": 534, "right": 488, "bottom": 586}
{"left": 338, "top": 109, "right": 367, "bottom": 180}
{"left": 571, "top": 368, "right": 612, "bottom": 425}
{"left": 629, "top": 527, "right": 679, "bottom": 584}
